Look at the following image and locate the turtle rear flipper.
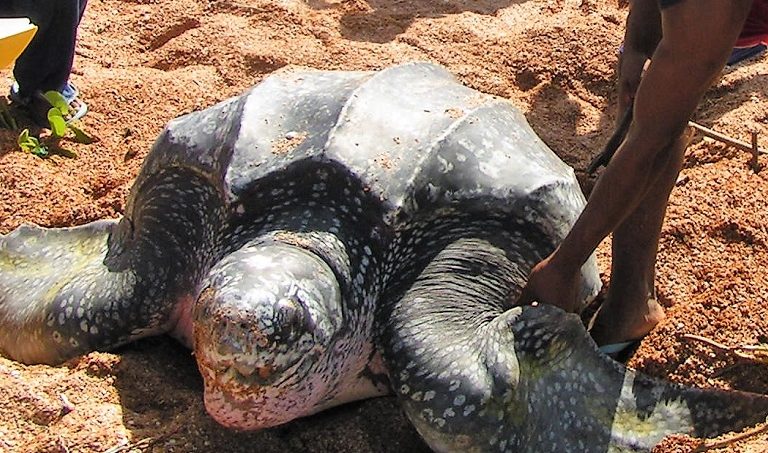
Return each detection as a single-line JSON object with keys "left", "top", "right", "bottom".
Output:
{"left": 506, "top": 306, "right": 768, "bottom": 451}
{"left": 382, "top": 236, "right": 768, "bottom": 452}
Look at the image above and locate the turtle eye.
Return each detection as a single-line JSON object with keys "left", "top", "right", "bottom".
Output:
{"left": 274, "top": 297, "right": 304, "bottom": 340}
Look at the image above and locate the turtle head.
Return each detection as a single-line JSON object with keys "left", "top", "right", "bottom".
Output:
{"left": 193, "top": 241, "right": 344, "bottom": 429}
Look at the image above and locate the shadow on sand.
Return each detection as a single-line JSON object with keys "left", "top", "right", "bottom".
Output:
{"left": 306, "top": 0, "right": 531, "bottom": 44}
{"left": 110, "top": 336, "right": 430, "bottom": 452}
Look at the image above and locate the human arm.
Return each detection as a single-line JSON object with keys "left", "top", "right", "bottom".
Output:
{"left": 516, "top": 0, "right": 753, "bottom": 312}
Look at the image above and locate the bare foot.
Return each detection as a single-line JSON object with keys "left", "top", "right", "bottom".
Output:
{"left": 589, "top": 296, "right": 666, "bottom": 346}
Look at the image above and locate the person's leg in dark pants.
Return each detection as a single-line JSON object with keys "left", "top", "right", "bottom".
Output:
{"left": 8, "top": 0, "right": 87, "bottom": 98}
{"left": 2, "top": 0, "right": 88, "bottom": 123}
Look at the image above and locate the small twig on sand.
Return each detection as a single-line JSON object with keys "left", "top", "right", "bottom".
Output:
{"left": 687, "top": 121, "right": 767, "bottom": 156}
{"left": 692, "top": 418, "right": 768, "bottom": 452}
{"left": 751, "top": 130, "right": 761, "bottom": 172}
{"left": 681, "top": 335, "right": 768, "bottom": 450}
{"left": 681, "top": 333, "right": 768, "bottom": 364}
{"left": 587, "top": 107, "right": 767, "bottom": 174}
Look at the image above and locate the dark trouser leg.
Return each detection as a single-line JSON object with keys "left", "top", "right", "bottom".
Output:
{"left": 6, "top": 0, "right": 87, "bottom": 97}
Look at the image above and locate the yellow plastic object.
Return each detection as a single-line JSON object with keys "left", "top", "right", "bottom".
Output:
{"left": 0, "top": 18, "right": 38, "bottom": 69}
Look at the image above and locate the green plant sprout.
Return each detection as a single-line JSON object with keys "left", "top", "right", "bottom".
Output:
{"left": 41, "top": 90, "right": 92, "bottom": 144}
{"left": 17, "top": 128, "right": 48, "bottom": 157}
{"left": 3, "top": 90, "right": 93, "bottom": 158}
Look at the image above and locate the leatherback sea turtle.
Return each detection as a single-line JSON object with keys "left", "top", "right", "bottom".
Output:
{"left": 1, "top": 62, "right": 767, "bottom": 452}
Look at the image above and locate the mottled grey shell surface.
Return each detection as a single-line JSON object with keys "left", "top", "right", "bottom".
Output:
{"left": 135, "top": 61, "right": 600, "bottom": 301}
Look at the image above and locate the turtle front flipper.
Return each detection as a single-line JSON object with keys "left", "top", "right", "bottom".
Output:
{"left": 0, "top": 99, "right": 237, "bottom": 365}
{"left": 0, "top": 220, "right": 146, "bottom": 364}
{"left": 0, "top": 166, "right": 227, "bottom": 365}
{"left": 380, "top": 236, "right": 768, "bottom": 452}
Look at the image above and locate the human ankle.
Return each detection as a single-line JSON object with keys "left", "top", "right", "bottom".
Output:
{"left": 590, "top": 297, "right": 665, "bottom": 345}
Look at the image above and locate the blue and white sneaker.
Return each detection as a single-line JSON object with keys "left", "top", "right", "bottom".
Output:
{"left": 9, "top": 80, "right": 88, "bottom": 123}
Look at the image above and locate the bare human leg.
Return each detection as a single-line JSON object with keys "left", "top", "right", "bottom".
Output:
{"left": 589, "top": 127, "right": 691, "bottom": 346}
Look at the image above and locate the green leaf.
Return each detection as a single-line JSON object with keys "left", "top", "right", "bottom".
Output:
{"left": 68, "top": 123, "right": 93, "bottom": 144}
{"left": 29, "top": 137, "right": 48, "bottom": 157}
{"left": 16, "top": 129, "right": 48, "bottom": 157}
{"left": 18, "top": 128, "right": 29, "bottom": 147}
{"left": 47, "top": 108, "right": 68, "bottom": 138}
{"left": 31, "top": 143, "right": 49, "bottom": 157}
{"left": 42, "top": 90, "right": 70, "bottom": 114}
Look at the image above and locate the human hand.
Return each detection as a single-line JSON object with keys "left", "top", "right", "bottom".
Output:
{"left": 617, "top": 0, "right": 661, "bottom": 114}
{"left": 514, "top": 254, "right": 581, "bottom": 313}
{"left": 616, "top": 47, "right": 647, "bottom": 115}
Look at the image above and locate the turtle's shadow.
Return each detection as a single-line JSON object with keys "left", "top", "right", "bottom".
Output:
{"left": 110, "top": 336, "right": 430, "bottom": 452}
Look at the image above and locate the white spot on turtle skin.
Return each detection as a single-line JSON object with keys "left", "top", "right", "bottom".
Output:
{"left": 52, "top": 331, "right": 63, "bottom": 343}
{"left": 436, "top": 155, "right": 454, "bottom": 173}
